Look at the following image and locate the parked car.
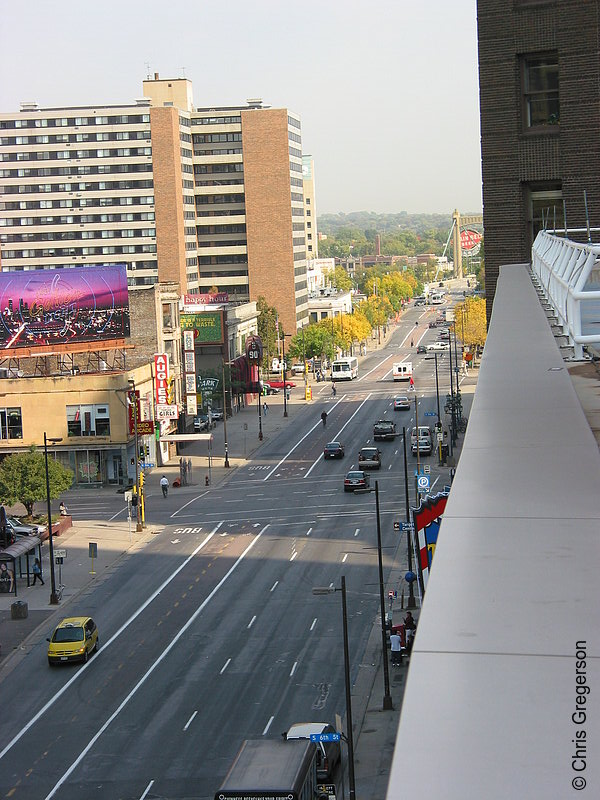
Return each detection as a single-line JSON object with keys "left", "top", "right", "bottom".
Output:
{"left": 323, "top": 441, "right": 345, "bottom": 459}
{"left": 427, "top": 341, "right": 450, "bottom": 352}
{"left": 394, "top": 396, "right": 410, "bottom": 410}
{"left": 209, "top": 408, "right": 224, "bottom": 421}
{"left": 6, "top": 515, "right": 41, "bottom": 536}
{"left": 284, "top": 722, "right": 342, "bottom": 780}
{"left": 373, "top": 419, "right": 397, "bottom": 441}
{"left": 47, "top": 616, "right": 99, "bottom": 666}
{"left": 416, "top": 344, "right": 427, "bottom": 354}
{"left": 194, "top": 415, "right": 209, "bottom": 431}
{"left": 358, "top": 446, "right": 382, "bottom": 470}
{"left": 291, "top": 363, "right": 306, "bottom": 375}
{"left": 344, "top": 470, "right": 371, "bottom": 492}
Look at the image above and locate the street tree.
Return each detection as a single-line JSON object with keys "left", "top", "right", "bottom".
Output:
{"left": 256, "top": 296, "right": 281, "bottom": 369}
{"left": 454, "top": 297, "right": 487, "bottom": 349}
{"left": 0, "top": 447, "right": 73, "bottom": 517}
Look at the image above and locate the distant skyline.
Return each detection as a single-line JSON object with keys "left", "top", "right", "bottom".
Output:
{"left": 0, "top": 0, "right": 482, "bottom": 218}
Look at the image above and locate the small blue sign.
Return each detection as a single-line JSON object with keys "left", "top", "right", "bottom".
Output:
{"left": 400, "top": 522, "right": 413, "bottom": 531}
{"left": 424, "top": 411, "right": 437, "bottom": 417}
{"left": 310, "top": 733, "right": 341, "bottom": 743}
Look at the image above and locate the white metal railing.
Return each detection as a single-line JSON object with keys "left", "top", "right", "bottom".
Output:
{"left": 531, "top": 230, "right": 600, "bottom": 358}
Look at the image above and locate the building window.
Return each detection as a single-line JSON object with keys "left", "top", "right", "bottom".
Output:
{"left": 66, "top": 404, "right": 110, "bottom": 437}
{"left": 0, "top": 408, "right": 23, "bottom": 439}
{"left": 521, "top": 52, "right": 559, "bottom": 129}
{"left": 526, "top": 182, "right": 563, "bottom": 245}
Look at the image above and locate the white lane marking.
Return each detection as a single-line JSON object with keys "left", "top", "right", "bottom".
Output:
{"left": 247, "top": 615, "right": 257, "bottom": 629}
{"left": 262, "top": 716, "right": 274, "bottom": 735}
{"left": 304, "top": 394, "right": 373, "bottom": 479}
{"left": 170, "top": 490, "right": 210, "bottom": 518}
{"left": 270, "top": 581, "right": 279, "bottom": 592}
{"left": 354, "top": 528, "right": 360, "bottom": 537}
{"left": 140, "top": 780, "right": 154, "bottom": 800}
{"left": 290, "top": 661, "right": 298, "bottom": 677}
{"left": 263, "top": 397, "right": 346, "bottom": 481}
{"left": 183, "top": 711, "right": 198, "bottom": 731}
{"left": 310, "top": 618, "right": 317, "bottom": 631}
{"left": 0, "top": 521, "right": 223, "bottom": 764}
{"left": 342, "top": 553, "right": 348, "bottom": 563}
{"left": 431, "top": 475, "right": 440, "bottom": 489}
{"left": 220, "top": 658, "right": 231, "bottom": 675}
{"left": 108, "top": 507, "right": 127, "bottom": 521}
{"left": 290, "top": 552, "right": 297, "bottom": 562}
{"left": 306, "top": 527, "right": 312, "bottom": 536}
{"left": 41, "top": 523, "right": 270, "bottom": 799}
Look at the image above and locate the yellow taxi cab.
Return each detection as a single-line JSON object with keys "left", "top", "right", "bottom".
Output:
{"left": 47, "top": 616, "right": 99, "bottom": 666}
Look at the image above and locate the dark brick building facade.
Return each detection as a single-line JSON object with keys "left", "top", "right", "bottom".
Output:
{"left": 477, "top": 0, "right": 600, "bottom": 319}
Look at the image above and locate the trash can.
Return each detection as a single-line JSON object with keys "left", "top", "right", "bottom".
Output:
{"left": 11, "top": 600, "right": 28, "bottom": 620}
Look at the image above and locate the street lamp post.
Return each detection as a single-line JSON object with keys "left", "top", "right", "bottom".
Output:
{"left": 434, "top": 353, "right": 442, "bottom": 465}
{"left": 402, "top": 427, "right": 416, "bottom": 609}
{"left": 44, "top": 432, "right": 62, "bottom": 605}
{"left": 313, "top": 577, "right": 356, "bottom": 800}
{"left": 375, "top": 480, "right": 394, "bottom": 710}
{"left": 128, "top": 379, "right": 143, "bottom": 532}
{"left": 221, "top": 360, "right": 230, "bottom": 467}
{"left": 282, "top": 335, "right": 289, "bottom": 418}
{"left": 448, "top": 333, "right": 457, "bottom": 447}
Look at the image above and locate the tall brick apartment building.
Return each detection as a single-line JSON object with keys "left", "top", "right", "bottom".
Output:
{"left": 477, "top": 0, "right": 600, "bottom": 318}
{"left": 0, "top": 76, "right": 308, "bottom": 335}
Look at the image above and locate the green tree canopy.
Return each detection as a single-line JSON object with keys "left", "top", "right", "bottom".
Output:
{"left": 0, "top": 447, "right": 73, "bottom": 517}
{"left": 256, "top": 296, "right": 282, "bottom": 369}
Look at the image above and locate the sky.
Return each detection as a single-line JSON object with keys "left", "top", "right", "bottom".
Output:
{"left": 0, "top": 0, "right": 482, "bottom": 217}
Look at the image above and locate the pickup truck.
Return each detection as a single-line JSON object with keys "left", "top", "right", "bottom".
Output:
{"left": 373, "top": 420, "right": 397, "bottom": 441}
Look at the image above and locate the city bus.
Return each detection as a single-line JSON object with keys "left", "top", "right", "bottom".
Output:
{"left": 331, "top": 356, "right": 358, "bottom": 380}
{"left": 392, "top": 362, "right": 413, "bottom": 381}
{"left": 215, "top": 738, "right": 332, "bottom": 800}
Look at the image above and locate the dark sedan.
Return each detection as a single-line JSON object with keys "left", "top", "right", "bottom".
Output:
{"left": 344, "top": 470, "right": 371, "bottom": 492}
{"left": 323, "top": 441, "right": 345, "bottom": 459}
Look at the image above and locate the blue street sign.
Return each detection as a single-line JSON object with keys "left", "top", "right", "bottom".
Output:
{"left": 424, "top": 411, "right": 436, "bottom": 417}
{"left": 310, "top": 733, "right": 341, "bottom": 743}
{"left": 401, "top": 522, "right": 413, "bottom": 531}
{"left": 417, "top": 475, "right": 430, "bottom": 493}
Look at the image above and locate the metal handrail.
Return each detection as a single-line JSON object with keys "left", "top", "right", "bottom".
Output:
{"left": 531, "top": 231, "right": 600, "bottom": 358}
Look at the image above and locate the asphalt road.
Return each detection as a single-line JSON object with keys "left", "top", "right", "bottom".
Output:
{"left": 0, "top": 306, "right": 459, "bottom": 800}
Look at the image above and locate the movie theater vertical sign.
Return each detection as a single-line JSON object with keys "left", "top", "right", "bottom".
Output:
{"left": 155, "top": 354, "right": 177, "bottom": 430}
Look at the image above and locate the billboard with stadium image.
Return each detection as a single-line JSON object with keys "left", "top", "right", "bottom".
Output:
{"left": 0, "top": 265, "right": 130, "bottom": 355}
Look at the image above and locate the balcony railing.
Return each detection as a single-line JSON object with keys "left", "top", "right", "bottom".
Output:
{"left": 531, "top": 230, "right": 600, "bottom": 358}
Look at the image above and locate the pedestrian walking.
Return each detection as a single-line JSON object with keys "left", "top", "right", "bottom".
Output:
{"left": 32, "top": 558, "right": 45, "bottom": 586}
{"left": 160, "top": 475, "right": 169, "bottom": 498}
{"left": 320, "top": 410, "right": 327, "bottom": 427}
{"left": 410, "top": 339, "right": 414, "bottom": 348}
{"left": 331, "top": 383, "right": 337, "bottom": 397}
{"left": 409, "top": 376, "right": 415, "bottom": 391}
{"left": 390, "top": 631, "right": 402, "bottom": 666}
{"left": 263, "top": 402, "right": 269, "bottom": 416}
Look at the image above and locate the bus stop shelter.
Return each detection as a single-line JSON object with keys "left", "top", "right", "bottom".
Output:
{"left": 0, "top": 536, "right": 43, "bottom": 597}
